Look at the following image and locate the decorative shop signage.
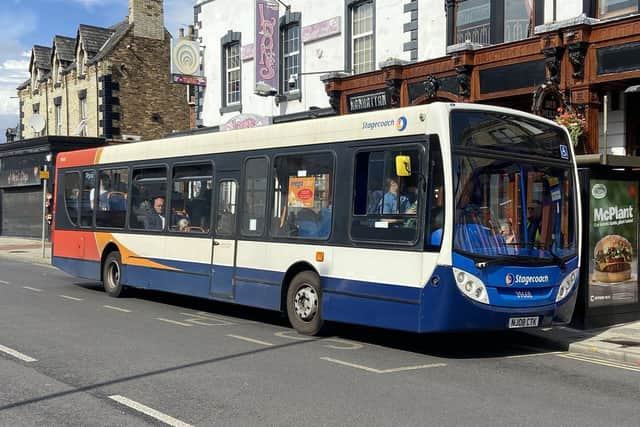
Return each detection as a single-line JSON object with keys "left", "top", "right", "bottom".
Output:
{"left": 255, "top": 0, "right": 279, "bottom": 95}
{"left": 348, "top": 91, "right": 389, "bottom": 113}
{"left": 588, "top": 179, "right": 639, "bottom": 308}
{"left": 301, "top": 17, "right": 341, "bottom": 43}
{"left": 220, "top": 113, "right": 271, "bottom": 132}
{"left": 170, "top": 38, "right": 206, "bottom": 86}
{"left": 0, "top": 153, "right": 47, "bottom": 188}
{"left": 532, "top": 82, "right": 564, "bottom": 121}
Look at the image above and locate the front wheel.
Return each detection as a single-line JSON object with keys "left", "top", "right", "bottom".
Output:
{"left": 103, "top": 251, "right": 124, "bottom": 298}
{"left": 286, "top": 271, "right": 324, "bottom": 335}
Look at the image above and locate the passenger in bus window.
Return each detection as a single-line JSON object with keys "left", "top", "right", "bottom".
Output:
{"left": 526, "top": 200, "right": 542, "bottom": 245}
{"left": 144, "top": 196, "right": 165, "bottom": 230}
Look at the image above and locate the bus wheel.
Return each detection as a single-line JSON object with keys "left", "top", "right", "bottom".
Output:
{"left": 286, "top": 271, "right": 324, "bottom": 335}
{"left": 103, "top": 252, "right": 124, "bottom": 298}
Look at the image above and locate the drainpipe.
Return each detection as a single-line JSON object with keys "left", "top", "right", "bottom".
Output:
{"left": 65, "top": 71, "right": 70, "bottom": 135}
{"left": 96, "top": 65, "right": 100, "bottom": 137}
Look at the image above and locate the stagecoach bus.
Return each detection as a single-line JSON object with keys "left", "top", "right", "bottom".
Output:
{"left": 52, "top": 103, "right": 581, "bottom": 335}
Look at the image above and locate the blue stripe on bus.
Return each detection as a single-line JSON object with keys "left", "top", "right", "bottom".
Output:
{"left": 53, "top": 256, "right": 101, "bottom": 281}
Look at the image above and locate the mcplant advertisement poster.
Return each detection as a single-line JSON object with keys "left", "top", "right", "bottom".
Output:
{"left": 588, "top": 179, "right": 639, "bottom": 307}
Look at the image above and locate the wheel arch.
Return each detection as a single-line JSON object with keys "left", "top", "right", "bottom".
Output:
{"left": 280, "top": 261, "right": 319, "bottom": 312}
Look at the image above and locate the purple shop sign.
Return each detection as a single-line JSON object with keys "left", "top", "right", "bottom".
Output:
{"left": 301, "top": 17, "right": 341, "bottom": 43}
{"left": 255, "top": 0, "right": 279, "bottom": 92}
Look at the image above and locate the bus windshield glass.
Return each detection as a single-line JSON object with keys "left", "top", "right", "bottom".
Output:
{"left": 451, "top": 111, "right": 577, "bottom": 261}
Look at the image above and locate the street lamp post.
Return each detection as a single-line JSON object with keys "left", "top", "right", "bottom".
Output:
{"left": 41, "top": 153, "right": 52, "bottom": 258}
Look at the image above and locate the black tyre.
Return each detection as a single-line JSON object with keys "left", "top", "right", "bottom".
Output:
{"left": 286, "top": 271, "right": 324, "bottom": 335}
{"left": 103, "top": 251, "right": 124, "bottom": 298}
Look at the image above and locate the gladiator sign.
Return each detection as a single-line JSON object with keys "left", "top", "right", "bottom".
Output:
{"left": 255, "top": 0, "right": 279, "bottom": 94}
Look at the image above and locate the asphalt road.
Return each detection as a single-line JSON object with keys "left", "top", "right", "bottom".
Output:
{"left": 1, "top": 258, "right": 639, "bottom": 427}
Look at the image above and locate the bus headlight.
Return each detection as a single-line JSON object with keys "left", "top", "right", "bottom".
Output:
{"left": 452, "top": 267, "right": 490, "bottom": 304}
{"left": 555, "top": 268, "right": 579, "bottom": 302}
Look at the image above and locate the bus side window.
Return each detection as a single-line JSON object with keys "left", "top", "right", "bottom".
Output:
{"left": 427, "top": 142, "right": 444, "bottom": 248}
{"left": 80, "top": 170, "right": 95, "bottom": 227}
{"left": 171, "top": 163, "right": 213, "bottom": 233}
{"left": 64, "top": 172, "right": 81, "bottom": 226}
{"left": 216, "top": 180, "right": 237, "bottom": 235}
{"left": 271, "top": 152, "right": 333, "bottom": 239}
{"left": 241, "top": 158, "right": 268, "bottom": 236}
{"left": 95, "top": 168, "right": 128, "bottom": 228}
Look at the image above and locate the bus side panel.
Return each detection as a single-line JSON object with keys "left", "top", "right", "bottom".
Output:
{"left": 124, "top": 264, "right": 211, "bottom": 298}
{"left": 322, "top": 278, "right": 423, "bottom": 332}
{"left": 232, "top": 266, "right": 283, "bottom": 310}
{"left": 52, "top": 229, "right": 101, "bottom": 280}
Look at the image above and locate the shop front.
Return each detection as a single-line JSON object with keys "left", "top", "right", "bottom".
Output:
{"left": 0, "top": 136, "right": 105, "bottom": 238}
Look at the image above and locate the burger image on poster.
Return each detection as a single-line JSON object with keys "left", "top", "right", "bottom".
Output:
{"left": 593, "top": 235, "right": 633, "bottom": 283}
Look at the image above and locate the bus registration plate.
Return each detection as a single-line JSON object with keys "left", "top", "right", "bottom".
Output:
{"left": 508, "top": 316, "right": 539, "bottom": 328}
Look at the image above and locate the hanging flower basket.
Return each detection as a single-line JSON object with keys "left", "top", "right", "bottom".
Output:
{"left": 555, "top": 106, "right": 586, "bottom": 147}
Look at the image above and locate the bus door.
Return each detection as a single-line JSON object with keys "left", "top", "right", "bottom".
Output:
{"left": 209, "top": 172, "right": 240, "bottom": 298}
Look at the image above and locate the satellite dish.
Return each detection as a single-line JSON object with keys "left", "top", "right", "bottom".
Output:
{"left": 29, "top": 114, "right": 45, "bottom": 133}
{"left": 75, "top": 119, "right": 87, "bottom": 136}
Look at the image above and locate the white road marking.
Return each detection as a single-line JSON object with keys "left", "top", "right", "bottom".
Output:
{"left": 227, "top": 334, "right": 274, "bottom": 346}
{"left": 103, "top": 305, "right": 131, "bottom": 313}
{"left": 0, "top": 344, "right": 37, "bottom": 362}
{"left": 59, "top": 295, "right": 84, "bottom": 301}
{"left": 503, "top": 351, "right": 564, "bottom": 359}
{"left": 324, "top": 338, "right": 363, "bottom": 350}
{"left": 23, "top": 286, "right": 43, "bottom": 292}
{"left": 0, "top": 280, "right": 9, "bottom": 284}
{"left": 156, "top": 318, "right": 192, "bottom": 327}
{"left": 179, "top": 312, "right": 235, "bottom": 326}
{"left": 274, "top": 330, "right": 314, "bottom": 341}
{"left": 557, "top": 353, "right": 640, "bottom": 372}
{"left": 109, "top": 395, "right": 193, "bottom": 427}
{"left": 321, "top": 357, "right": 446, "bottom": 374}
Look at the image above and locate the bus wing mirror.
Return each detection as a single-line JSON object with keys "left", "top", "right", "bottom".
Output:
{"left": 395, "top": 155, "right": 412, "bottom": 177}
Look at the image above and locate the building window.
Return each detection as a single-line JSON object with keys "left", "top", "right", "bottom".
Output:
{"left": 32, "top": 103, "right": 41, "bottom": 137}
{"left": 79, "top": 97, "right": 87, "bottom": 136}
{"left": 451, "top": 0, "right": 536, "bottom": 46}
{"left": 55, "top": 104, "right": 62, "bottom": 135}
{"left": 350, "top": 0, "right": 375, "bottom": 74}
{"left": 225, "top": 42, "right": 241, "bottom": 105}
{"left": 220, "top": 31, "right": 242, "bottom": 113}
{"left": 281, "top": 19, "right": 301, "bottom": 94}
{"left": 77, "top": 49, "right": 85, "bottom": 76}
{"left": 598, "top": 0, "right": 638, "bottom": 19}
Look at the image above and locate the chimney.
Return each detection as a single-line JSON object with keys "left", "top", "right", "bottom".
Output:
{"left": 128, "top": 0, "right": 164, "bottom": 41}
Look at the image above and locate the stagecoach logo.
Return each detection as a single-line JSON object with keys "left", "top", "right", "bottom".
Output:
{"left": 506, "top": 273, "right": 550, "bottom": 286}
{"left": 505, "top": 273, "right": 515, "bottom": 286}
{"left": 362, "top": 116, "right": 408, "bottom": 132}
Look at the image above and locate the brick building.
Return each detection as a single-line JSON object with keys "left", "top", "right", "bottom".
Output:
{"left": 17, "top": 0, "right": 190, "bottom": 142}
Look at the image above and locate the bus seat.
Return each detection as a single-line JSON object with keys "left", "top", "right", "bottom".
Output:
{"left": 108, "top": 192, "right": 126, "bottom": 211}
{"left": 368, "top": 190, "right": 383, "bottom": 214}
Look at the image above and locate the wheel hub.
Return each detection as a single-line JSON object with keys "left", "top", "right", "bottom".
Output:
{"left": 107, "top": 263, "right": 120, "bottom": 289}
{"left": 294, "top": 285, "right": 317, "bottom": 321}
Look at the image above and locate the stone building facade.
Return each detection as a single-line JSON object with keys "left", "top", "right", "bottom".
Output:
{"left": 17, "top": 0, "right": 189, "bottom": 142}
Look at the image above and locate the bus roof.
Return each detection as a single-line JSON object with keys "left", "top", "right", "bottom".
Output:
{"left": 56, "top": 102, "right": 562, "bottom": 168}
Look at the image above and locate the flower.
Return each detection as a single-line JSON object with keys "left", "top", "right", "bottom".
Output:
{"left": 555, "top": 106, "right": 586, "bottom": 146}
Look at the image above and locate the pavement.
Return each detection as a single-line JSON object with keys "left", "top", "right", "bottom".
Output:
{"left": 1, "top": 235, "right": 639, "bottom": 367}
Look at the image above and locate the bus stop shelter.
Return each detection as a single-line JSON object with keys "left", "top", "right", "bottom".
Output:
{"left": 573, "top": 154, "right": 640, "bottom": 328}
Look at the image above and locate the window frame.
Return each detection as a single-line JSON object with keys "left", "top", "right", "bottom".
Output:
{"left": 348, "top": 142, "right": 427, "bottom": 247}
{"left": 220, "top": 31, "right": 242, "bottom": 114}
{"left": 345, "top": 0, "right": 376, "bottom": 75}
{"left": 79, "top": 96, "right": 87, "bottom": 137}
{"left": 447, "top": 0, "right": 542, "bottom": 47}
{"left": 269, "top": 150, "right": 336, "bottom": 241}
{"left": 129, "top": 164, "right": 169, "bottom": 233}
{"left": 240, "top": 156, "right": 270, "bottom": 238}
{"left": 215, "top": 179, "right": 239, "bottom": 238}
{"left": 94, "top": 167, "right": 130, "bottom": 230}
{"left": 168, "top": 161, "right": 215, "bottom": 236}
{"left": 596, "top": 0, "right": 639, "bottom": 19}
{"left": 63, "top": 171, "right": 82, "bottom": 227}
{"left": 279, "top": 11, "right": 302, "bottom": 99}
{"left": 79, "top": 169, "right": 96, "bottom": 229}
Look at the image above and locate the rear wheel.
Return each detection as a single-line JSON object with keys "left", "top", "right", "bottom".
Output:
{"left": 286, "top": 271, "right": 324, "bottom": 335}
{"left": 103, "top": 251, "right": 124, "bottom": 297}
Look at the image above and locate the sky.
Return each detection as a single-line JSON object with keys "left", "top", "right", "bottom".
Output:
{"left": 0, "top": 0, "right": 195, "bottom": 142}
